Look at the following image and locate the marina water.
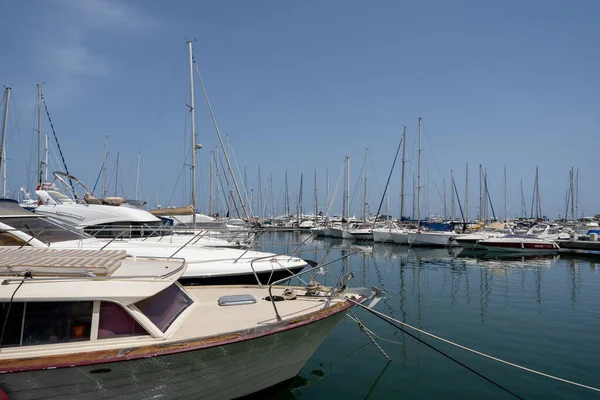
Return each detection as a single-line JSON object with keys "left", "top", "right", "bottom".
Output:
{"left": 252, "top": 231, "right": 600, "bottom": 400}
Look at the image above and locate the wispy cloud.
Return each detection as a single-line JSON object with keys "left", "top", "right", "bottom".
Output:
{"left": 53, "top": 0, "right": 159, "bottom": 30}
{"left": 30, "top": 0, "right": 161, "bottom": 104}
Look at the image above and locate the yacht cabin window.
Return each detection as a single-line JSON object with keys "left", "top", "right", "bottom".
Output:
{"left": 135, "top": 284, "right": 192, "bottom": 333}
{"left": 0, "top": 216, "right": 88, "bottom": 243}
{"left": 98, "top": 302, "right": 148, "bottom": 338}
{"left": 0, "top": 301, "right": 93, "bottom": 347}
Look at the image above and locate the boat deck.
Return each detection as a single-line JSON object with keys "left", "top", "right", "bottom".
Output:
{"left": 172, "top": 286, "right": 339, "bottom": 340}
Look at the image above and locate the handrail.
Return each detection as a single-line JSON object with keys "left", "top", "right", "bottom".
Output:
{"left": 267, "top": 250, "right": 359, "bottom": 321}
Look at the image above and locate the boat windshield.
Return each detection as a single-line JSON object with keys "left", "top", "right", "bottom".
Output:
{"left": 134, "top": 284, "right": 192, "bottom": 333}
{"left": 0, "top": 216, "right": 90, "bottom": 244}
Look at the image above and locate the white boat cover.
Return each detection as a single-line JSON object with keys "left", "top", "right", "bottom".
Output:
{"left": 0, "top": 247, "right": 126, "bottom": 276}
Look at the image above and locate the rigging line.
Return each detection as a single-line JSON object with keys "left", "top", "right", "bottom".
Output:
{"left": 193, "top": 61, "right": 249, "bottom": 221}
{"left": 420, "top": 120, "right": 445, "bottom": 185}
{"left": 375, "top": 137, "right": 402, "bottom": 218}
{"left": 91, "top": 159, "right": 105, "bottom": 195}
{"left": 349, "top": 159, "right": 365, "bottom": 216}
{"left": 350, "top": 299, "right": 600, "bottom": 396}
{"left": 366, "top": 151, "right": 383, "bottom": 199}
{"left": 348, "top": 299, "right": 524, "bottom": 400}
{"left": 8, "top": 94, "right": 31, "bottom": 181}
{"left": 325, "top": 162, "right": 345, "bottom": 219}
{"left": 41, "top": 96, "right": 74, "bottom": 193}
{"left": 229, "top": 143, "right": 254, "bottom": 217}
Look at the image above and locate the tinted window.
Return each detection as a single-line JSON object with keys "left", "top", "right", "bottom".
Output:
{"left": 98, "top": 302, "right": 147, "bottom": 338}
{"left": 135, "top": 285, "right": 192, "bottom": 332}
{"left": 0, "top": 216, "right": 88, "bottom": 243}
{"left": 0, "top": 302, "right": 24, "bottom": 347}
{"left": 22, "top": 301, "right": 93, "bottom": 345}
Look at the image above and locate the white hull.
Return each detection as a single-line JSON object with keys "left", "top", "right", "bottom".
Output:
{"left": 372, "top": 229, "right": 394, "bottom": 243}
{"left": 2, "top": 304, "right": 346, "bottom": 400}
{"left": 391, "top": 230, "right": 410, "bottom": 245}
{"left": 408, "top": 231, "right": 455, "bottom": 247}
{"left": 328, "top": 228, "right": 344, "bottom": 238}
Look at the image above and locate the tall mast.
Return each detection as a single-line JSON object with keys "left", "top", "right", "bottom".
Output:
{"left": 270, "top": 172, "right": 274, "bottom": 218}
{"left": 503, "top": 164, "right": 507, "bottom": 221}
{"left": 102, "top": 136, "right": 109, "bottom": 198}
{"left": 215, "top": 148, "right": 221, "bottom": 215}
{"left": 520, "top": 179, "right": 525, "bottom": 219}
{"left": 346, "top": 157, "right": 350, "bottom": 221}
{"left": 575, "top": 168, "right": 579, "bottom": 219}
{"left": 362, "top": 149, "right": 368, "bottom": 221}
{"left": 258, "top": 165, "right": 262, "bottom": 219}
{"left": 209, "top": 151, "right": 213, "bottom": 216}
{"left": 450, "top": 169, "right": 455, "bottom": 220}
{"left": 400, "top": 125, "right": 407, "bottom": 220}
{"left": 412, "top": 174, "right": 416, "bottom": 220}
{"left": 187, "top": 40, "right": 198, "bottom": 227}
{"left": 135, "top": 153, "right": 140, "bottom": 201}
{"left": 37, "top": 84, "right": 44, "bottom": 187}
{"left": 570, "top": 167, "right": 575, "bottom": 221}
{"left": 479, "top": 164, "right": 483, "bottom": 222}
{"left": 114, "top": 151, "right": 120, "bottom": 196}
{"left": 284, "top": 170, "right": 289, "bottom": 216}
{"left": 0, "top": 86, "right": 10, "bottom": 198}
{"left": 44, "top": 135, "right": 49, "bottom": 182}
{"left": 465, "top": 162, "right": 469, "bottom": 221}
{"left": 416, "top": 118, "right": 422, "bottom": 225}
{"left": 443, "top": 177, "right": 447, "bottom": 219}
{"left": 314, "top": 168, "right": 318, "bottom": 220}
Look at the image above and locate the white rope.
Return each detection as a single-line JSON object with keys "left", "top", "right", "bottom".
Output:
{"left": 348, "top": 298, "right": 600, "bottom": 394}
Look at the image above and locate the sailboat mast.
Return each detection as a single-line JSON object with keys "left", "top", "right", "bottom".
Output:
{"left": 209, "top": 151, "right": 213, "bottom": 216}
{"left": 416, "top": 118, "right": 422, "bottom": 225}
{"left": 465, "top": 162, "right": 469, "bottom": 222}
{"left": 479, "top": 164, "right": 483, "bottom": 222}
{"left": 443, "top": 178, "right": 447, "bottom": 220}
{"left": 575, "top": 169, "right": 579, "bottom": 219}
{"left": 362, "top": 149, "right": 368, "bottom": 221}
{"left": 520, "top": 179, "right": 525, "bottom": 219}
{"left": 285, "top": 170, "right": 289, "bottom": 216}
{"left": 0, "top": 86, "right": 10, "bottom": 198}
{"left": 314, "top": 169, "right": 318, "bottom": 220}
{"left": 44, "top": 135, "right": 49, "bottom": 183}
{"left": 451, "top": 169, "right": 455, "bottom": 220}
{"left": 102, "top": 136, "right": 109, "bottom": 198}
{"left": 135, "top": 153, "right": 140, "bottom": 201}
{"left": 400, "top": 125, "right": 407, "bottom": 220}
{"left": 503, "top": 164, "right": 507, "bottom": 221}
{"left": 37, "top": 84, "right": 43, "bottom": 187}
{"left": 187, "top": 40, "right": 198, "bottom": 227}
{"left": 114, "top": 152, "right": 120, "bottom": 196}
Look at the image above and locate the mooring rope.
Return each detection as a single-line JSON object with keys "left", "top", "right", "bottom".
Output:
{"left": 348, "top": 298, "right": 600, "bottom": 395}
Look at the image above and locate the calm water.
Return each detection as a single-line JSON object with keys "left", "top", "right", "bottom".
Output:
{"left": 252, "top": 231, "right": 600, "bottom": 400}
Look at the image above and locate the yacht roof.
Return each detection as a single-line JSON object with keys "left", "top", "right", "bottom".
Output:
{"left": 0, "top": 247, "right": 126, "bottom": 276}
{"left": 0, "top": 199, "right": 37, "bottom": 217}
{"left": 0, "top": 247, "right": 187, "bottom": 304}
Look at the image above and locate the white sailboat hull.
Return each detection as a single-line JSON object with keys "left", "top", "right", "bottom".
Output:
{"left": 408, "top": 231, "right": 455, "bottom": 247}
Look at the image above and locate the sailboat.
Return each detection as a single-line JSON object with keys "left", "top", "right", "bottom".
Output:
{"left": 407, "top": 118, "right": 456, "bottom": 247}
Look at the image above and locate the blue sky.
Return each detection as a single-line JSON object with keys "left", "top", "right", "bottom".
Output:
{"left": 0, "top": 0, "right": 598, "bottom": 220}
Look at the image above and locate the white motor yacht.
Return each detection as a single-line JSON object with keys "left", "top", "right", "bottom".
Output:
{"left": 0, "top": 246, "right": 373, "bottom": 399}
